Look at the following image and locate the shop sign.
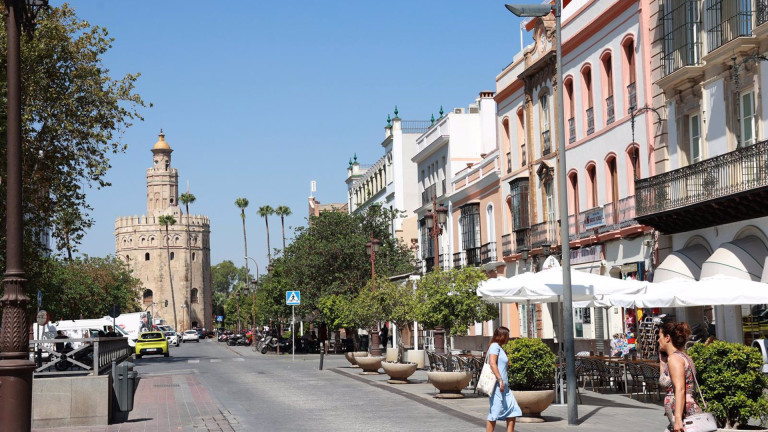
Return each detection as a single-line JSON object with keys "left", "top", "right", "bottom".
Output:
{"left": 570, "top": 244, "right": 603, "bottom": 265}
{"left": 621, "top": 263, "right": 638, "bottom": 273}
{"left": 584, "top": 207, "right": 605, "bottom": 230}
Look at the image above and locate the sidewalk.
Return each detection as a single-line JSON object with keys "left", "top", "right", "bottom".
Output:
{"left": 32, "top": 371, "right": 241, "bottom": 432}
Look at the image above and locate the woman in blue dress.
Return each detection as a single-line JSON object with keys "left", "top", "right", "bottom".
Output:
{"left": 486, "top": 326, "right": 522, "bottom": 432}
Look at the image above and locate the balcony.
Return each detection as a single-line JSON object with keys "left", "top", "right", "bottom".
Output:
{"left": 568, "top": 214, "right": 578, "bottom": 236}
{"left": 465, "top": 247, "right": 481, "bottom": 267}
{"left": 501, "top": 234, "right": 513, "bottom": 257}
{"left": 706, "top": 0, "right": 753, "bottom": 53}
{"left": 531, "top": 221, "right": 557, "bottom": 248}
{"left": 662, "top": 0, "right": 702, "bottom": 76}
{"left": 606, "top": 95, "right": 615, "bottom": 125}
{"left": 586, "top": 107, "right": 595, "bottom": 135}
{"left": 568, "top": 117, "right": 576, "bottom": 144}
{"left": 569, "top": 196, "right": 640, "bottom": 241}
{"left": 506, "top": 152, "right": 512, "bottom": 174}
{"left": 627, "top": 82, "right": 637, "bottom": 114}
{"left": 453, "top": 251, "right": 464, "bottom": 269}
{"left": 541, "top": 130, "right": 551, "bottom": 156}
{"left": 636, "top": 139, "right": 768, "bottom": 233}
{"left": 480, "top": 242, "right": 497, "bottom": 264}
{"left": 760, "top": 0, "right": 768, "bottom": 26}
{"left": 421, "top": 184, "right": 436, "bottom": 206}
{"left": 515, "top": 228, "right": 530, "bottom": 252}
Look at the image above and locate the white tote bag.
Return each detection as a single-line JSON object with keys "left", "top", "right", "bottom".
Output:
{"left": 476, "top": 354, "right": 497, "bottom": 396}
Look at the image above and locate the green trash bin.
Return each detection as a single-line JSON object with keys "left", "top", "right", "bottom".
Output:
{"left": 112, "top": 361, "right": 140, "bottom": 412}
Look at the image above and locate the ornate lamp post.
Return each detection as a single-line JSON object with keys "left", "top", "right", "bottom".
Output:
{"left": 365, "top": 234, "right": 382, "bottom": 355}
{"left": 424, "top": 196, "right": 448, "bottom": 353}
{"left": 245, "top": 256, "right": 260, "bottom": 330}
{"left": 1, "top": 1, "right": 47, "bottom": 430}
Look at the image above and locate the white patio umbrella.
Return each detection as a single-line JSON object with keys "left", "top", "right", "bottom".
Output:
{"left": 606, "top": 275, "right": 768, "bottom": 308}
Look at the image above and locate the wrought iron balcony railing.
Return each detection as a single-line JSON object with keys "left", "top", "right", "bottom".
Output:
{"left": 453, "top": 251, "right": 464, "bottom": 269}
{"left": 421, "top": 184, "right": 436, "bottom": 206}
{"left": 531, "top": 221, "right": 557, "bottom": 248}
{"left": 542, "top": 130, "right": 551, "bottom": 156}
{"left": 465, "top": 247, "right": 482, "bottom": 267}
{"left": 501, "top": 234, "right": 513, "bottom": 257}
{"left": 627, "top": 82, "right": 637, "bottom": 114}
{"left": 606, "top": 95, "right": 615, "bottom": 125}
{"left": 662, "top": 0, "right": 702, "bottom": 76}
{"left": 586, "top": 107, "right": 595, "bottom": 135}
{"left": 706, "top": 0, "right": 753, "bottom": 53}
{"left": 636, "top": 139, "right": 768, "bottom": 217}
{"left": 569, "top": 196, "right": 640, "bottom": 241}
{"left": 568, "top": 117, "right": 576, "bottom": 143}
{"left": 759, "top": 0, "right": 768, "bottom": 26}
{"left": 515, "top": 228, "right": 530, "bottom": 252}
{"left": 480, "top": 242, "right": 497, "bottom": 264}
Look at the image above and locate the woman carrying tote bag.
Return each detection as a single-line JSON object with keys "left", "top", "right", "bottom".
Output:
{"left": 485, "top": 326, "right": 522, "bottom": 432}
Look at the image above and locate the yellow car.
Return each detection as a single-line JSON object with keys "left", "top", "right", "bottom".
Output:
{"left": 135, "top": 331, "right": 169, "bottom": 358}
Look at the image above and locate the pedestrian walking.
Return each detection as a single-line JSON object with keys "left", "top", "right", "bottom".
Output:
{"left": 485, "top": 326, "right": 521, "bottom": 432}
{"left": 658, "top": 321, "right": 701, "bottom": 432}
{"left": 379, "top": 323, "right": 388, "bottom": 350}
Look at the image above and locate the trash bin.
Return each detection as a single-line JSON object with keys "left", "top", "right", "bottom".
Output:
{"left": 112, "top": 361, "right": 140, "bottom": 412}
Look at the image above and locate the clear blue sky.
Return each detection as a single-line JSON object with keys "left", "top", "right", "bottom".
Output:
{"left": 70, "top": 1, "right": 527, "bottom": 273}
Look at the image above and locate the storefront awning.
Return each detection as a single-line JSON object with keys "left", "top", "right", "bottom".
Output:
{"left": 700, "top": 236, "right": 768, "bottom": 281}
{"left": 654, "top": 244, "right": 710, "bottom": 282}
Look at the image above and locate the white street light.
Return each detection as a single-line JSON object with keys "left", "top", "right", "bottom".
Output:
{"left": 506, "top": 1, "right": 578, "bottom": 425}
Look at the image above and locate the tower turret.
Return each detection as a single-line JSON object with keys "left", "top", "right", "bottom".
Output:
{"left": 146, "top": 130, "right": 179, "bottom": 215}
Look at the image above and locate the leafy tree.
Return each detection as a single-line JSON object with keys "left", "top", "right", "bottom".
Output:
{"left": 0, "top": 3, "right": 148, "bottom": 262}
{"left": 275, "top": 205, "right": 292, "bottom": 253}
{"left": 158, "top": 215, "right": 178, "bottom": 330}
{"left": 378, "top": 278, "right": 418, "bottom": 354}
{"left": 415, "top": 267, "right": 496, "bottom": 370}
{"left": 179, "top": 192, "right": 196, "bottom": 329}
{"left": 258, "top": 205, "right": 274, "bottom": 263}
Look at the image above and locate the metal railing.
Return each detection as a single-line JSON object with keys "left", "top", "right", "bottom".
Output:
{"left": 759, "top": 0, "right": 768, "bottom": 25}
{"left": 606, "top": 95, "right": 615, "bottom": 125}
{"left": 531, "top": 221, "right": 557, "bottom": 248}
{"left": 501, "top": 234, "right": 513, "bottom": 256}
{"left": 636, "top": 139, "right": 768, "bottom": 217}
{"left": 568, "top": 214, "right": 578, "bottom": 236}
{"left": 401, "top": 120, "right": 432, "bottom": 134}
{"left": 515, "top": 228, "right": 531, "bottom": 252}
{"left": 506, "top": 152, "right": 512, "bottom": 173}
{"left": 706, "top": 0, "right": 753, "bottom": 53}
{"left": 453, "top": 251, "right": 464, "bottom": 269}
{"left": 586, "top": 107, "right": 595, "bottom": 135}
{"left": 31, "top": 337, "right": 132, "bottom": 376}
{"left": 627, "top": 82, "right": 637, "bottom": 114}
{"left": 570, "top": 196, "right": 640, "bottom": 240}
{"left": 422, "top": 184, "right": 436, "bottom": 206}
{"left": 568, "top": 117, "right": 576, "bottom": 143}
{"left": 480, "top": 242, "right": 497, "bottom": 264}
{"left": 465, "top": 247, "right": 481, "bottom": 267}
{"left": 662, "top": 0, "right": 702, "bottom": 76}
{"left": 542, "top": 129, "right": 551, "bottom": 155}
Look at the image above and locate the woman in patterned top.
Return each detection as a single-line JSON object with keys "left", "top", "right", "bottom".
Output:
{"left": 657, "top": 321, "right": 701, "bottom": 432}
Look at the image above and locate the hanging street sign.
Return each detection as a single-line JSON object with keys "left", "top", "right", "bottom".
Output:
{"left": 286, "top": 291, "right": 300, "bottom": 306}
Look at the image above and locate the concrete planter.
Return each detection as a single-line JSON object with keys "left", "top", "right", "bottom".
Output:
{"left": 344, "top": 351, "right": 368, "bottom": 368}
{"left": 381, "top": 361, "right": 418, "bottom": 384}
{"left": 427, "top": 370, "right": 472, "bottom": 399}
{"left": 354, "top": 356, "right": 384, "bottom": 375}
{"left": 405, "top": 349, "right": 425, "bottom": 368}
{"left": 510, "top": 389, "right": 555, "bottom": 422}
{"left": 385, "top": 347, "right": 398, "bottom": 362}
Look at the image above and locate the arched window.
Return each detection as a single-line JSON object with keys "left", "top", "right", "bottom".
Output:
{"left": 502, "top": 118, "right": 512, "bottom": 173}
{"left": 605, "top": 155, "right": 619, "bottom": 223}
{"left": 586, "top": 163, "right": 598, "bottom": 208}
{"left": 143, "top": 289, "right": 153, "bottom": 306}
{"left": 145, "top": 252, "right": 150, "bottom": 261}
{"left": 582, "top": 65, "right": 595, "bottom": 135}
{"left": 169, "top": 252, "right": 175, "bottom": 260}
{"left": 191, "top": 288, "right": 199, "bottom": 304}
{"left": 564, "top": 76, "right": 576, "bottom": 143}
{"left": 601, "top": 51, "right": 615, "bottom": 125}
{"left": 486, "top": 203, "right": 496, "bottom": 243}
{"left": 568, "top": 171, "right": 580, "bottom": 234}
{"left": 622, "top": 36, "right": 637, "bottom": 112}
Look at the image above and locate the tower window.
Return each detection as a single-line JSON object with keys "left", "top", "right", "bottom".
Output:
{"left": 170, "top": 198, "right": 174, "bottom": 204}
{"left": 191, "top": 288, "right": 199, "bottom": 304}
{"left": 170, "top": 252, "right": 175, "bottom": 260}
{"left": 145, "top": 252, "right": 150, "bottom": 261}
{"left": 143, "top": 289, "right": 153, "bottom": 305}
{"left": 192, "top": 252, "right": 196, "bottom": 261}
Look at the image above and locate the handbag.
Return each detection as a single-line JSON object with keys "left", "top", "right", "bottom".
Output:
{"left": 476, "top": 354, "right": 497, "bottom": 396}
{"left": 683, "top": 367, "right": 718, "bottom": 432}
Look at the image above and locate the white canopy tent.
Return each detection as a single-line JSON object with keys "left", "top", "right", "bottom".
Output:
{"left": 605, "top": 275, "right": 768, "bottom": 308}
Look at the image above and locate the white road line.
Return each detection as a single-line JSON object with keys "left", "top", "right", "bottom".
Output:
{"left": 232, "top": 358, "right": 244, "bottom": 362}
{"left": 188, "top": 359, "right": 200, "bottom": 364}
{"left": 210, "top": 359, "right": 221, "bottom": 363}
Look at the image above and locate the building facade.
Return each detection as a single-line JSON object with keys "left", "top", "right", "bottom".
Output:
{"left": 115, "top": 132, "right": 212, "bottom": 331}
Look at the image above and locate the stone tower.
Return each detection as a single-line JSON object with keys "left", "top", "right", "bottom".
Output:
{"left": 115, "top": 132, "right": 212, "bottom": 330}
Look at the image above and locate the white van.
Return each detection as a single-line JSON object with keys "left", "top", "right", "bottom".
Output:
{"left": 109, "top": 311, "right": 154, "bottom": 342}
{"left": 34, "top": 318, "right": 134, "bottom": 348}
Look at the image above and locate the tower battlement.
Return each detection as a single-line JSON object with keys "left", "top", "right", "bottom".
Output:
{"left": 114, "top": 214, "right": 210, "bottom": 229}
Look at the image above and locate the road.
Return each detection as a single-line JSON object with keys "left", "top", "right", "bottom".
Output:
{"left": 133, "top": 338, "right": 479, "bottom": 431}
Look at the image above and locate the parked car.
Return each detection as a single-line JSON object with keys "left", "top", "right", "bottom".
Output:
{"left": 195, "top": 328, "right": 205, "bottom": 339}
{"left": 163, "top": 330, "right": 180, "bottom": 347}
{"left": 135, "top": 331, "right": 169, "bottom": 358}
{"left": 182, "top": 330, "right": 200, "bottom": 343}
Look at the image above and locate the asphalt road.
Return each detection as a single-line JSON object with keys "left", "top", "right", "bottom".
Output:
{"left": 132, "top": 338, "right": 479, "bottom": 432}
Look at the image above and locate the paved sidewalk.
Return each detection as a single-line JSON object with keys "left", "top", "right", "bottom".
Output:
{"left": 32, "top": 371, "right": 240, "bottom": 432}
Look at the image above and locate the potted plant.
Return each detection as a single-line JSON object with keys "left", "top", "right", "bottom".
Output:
{"left": 344, "top": 281, "right": 387, "bottom": 374}
{"left": 503, "top": 337, "right": 556, "bottom": 422}
{"left": 318, "top": 294, "right": 367, "bottom": 367}
{"left": 689, "top": 340, "right": 768, "bottom": 430}
{"left": 416, "top": 267, "right": 496, "bottom": 398}
{"left": 378, "top": 279, "right": 419, "bottom": 382}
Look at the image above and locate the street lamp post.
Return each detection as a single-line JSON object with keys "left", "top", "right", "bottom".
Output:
{"left": 366, "top": 234, "right": 382, "bottom": 356}
{"left": 245, "top": 256, "right": 260, "bottom": 330}
{"left": 1, "top": 1, "right": 47, "bottom": 429}
{"left": 424, "top": 196, "right": 448, "bottom": 353}
{"left": 506, "top": 2, "right": 578, "bottom": 424}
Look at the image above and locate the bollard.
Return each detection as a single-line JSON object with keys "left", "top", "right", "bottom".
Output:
{"left": 319, "top": 350, "right": 324, "bottom": 370}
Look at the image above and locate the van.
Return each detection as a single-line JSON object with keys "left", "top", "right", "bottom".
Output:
{"left": 34, "top": 318, "right": 133, "bottom": 347}
{"left": 109, "top": 311, "right": 154, "bottom": 342}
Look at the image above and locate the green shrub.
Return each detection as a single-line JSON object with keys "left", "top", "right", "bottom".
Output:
{"left": 502, "top": 338, "right": 556, "bottom": 391}
{"left": 688, "top": 340, "right": 768, "bottom": 429}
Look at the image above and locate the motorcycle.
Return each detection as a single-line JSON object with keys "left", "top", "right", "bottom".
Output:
{"left": 235, "top": 334, "right": 251, "bottom": 346}
{"left": 260, "top": 336, "right": 292, "bottom": 354}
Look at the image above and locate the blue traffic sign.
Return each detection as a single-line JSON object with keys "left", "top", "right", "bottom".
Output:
{"left": 286, "top": 291, "right": 300, "bottom": 305}
{"left": 216, "top": 315, "right": 223, "bottom": 322}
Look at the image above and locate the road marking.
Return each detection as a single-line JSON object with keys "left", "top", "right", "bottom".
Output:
{"left": 188, "top": 360, "right": 200, "bottom": 364}
{"left": 210, "top": 359, "right": 221, "bottom": 363}
{"left": 232, "top": 358, "right": 244, "bottom": 362}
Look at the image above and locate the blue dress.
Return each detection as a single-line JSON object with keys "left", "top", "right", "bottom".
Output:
{"left": 487, "top": 342, "right": 523, "bottom": 421}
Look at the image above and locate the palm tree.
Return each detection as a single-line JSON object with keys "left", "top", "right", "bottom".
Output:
{"left": 258, "top": 205, "right": 275, "bottom": 263}
{"left": 180, "top": 192, "right": 196, "bottom": 330}
{"left": 275, "top": 205, "right": 292, "bottom": 253}
{"left": 158, "top": 215, "right": 178, "bottom": 331}
{"left": 235, "top": 198, "right": 250, "bottom": 329}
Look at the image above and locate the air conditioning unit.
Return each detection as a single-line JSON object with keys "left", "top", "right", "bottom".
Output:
{"left": 468, "top": 106, "right": 479, "bottom": 113}
{"left": 454, "top": 108, "right": 464, "bottom": 114}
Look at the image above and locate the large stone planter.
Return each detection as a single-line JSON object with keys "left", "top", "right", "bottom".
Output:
{"left": 427, "top": 370, "right": 472, "bottom": 399}
{"left": 381, "top": 361, "right": 418, "bottom": 384}
{"left": 354, "top": 356, "right": 384, "bottom": 375}
{"left": 406, "top": 349, "right": 425, "bottom": 368}
{"left": 344, "top": 351, "right": 368, "bottom": 368}
{"left": 511, "top": 389, "right": 555, "bottom": 422}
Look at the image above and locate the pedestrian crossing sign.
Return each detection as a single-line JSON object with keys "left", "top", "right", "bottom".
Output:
{"left": 286, "top": 291, "right": 300, "bottom": 305}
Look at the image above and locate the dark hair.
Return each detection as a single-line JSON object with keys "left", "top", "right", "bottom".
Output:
{"left": 660, "top": 321, "right": 691, "bottom": 349}
{"left": 490, "top": 326, "right": 510, "bottom": 347}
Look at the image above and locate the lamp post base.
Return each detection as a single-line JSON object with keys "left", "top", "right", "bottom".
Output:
{"left": 433, "top": 327, "right": 445, "bottom": 354}
{"left": 0, "top": 358, "right": 35, "bottom": 432}
{"left": 370, "top": 327, "right": 382, "bottom": 356}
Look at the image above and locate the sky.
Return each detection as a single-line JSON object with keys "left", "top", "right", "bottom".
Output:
{"left": 68, "top": 1, "right": 529, "bottom": 274}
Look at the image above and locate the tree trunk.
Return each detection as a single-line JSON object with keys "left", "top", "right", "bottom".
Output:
{"left": 265, "top": 216, "right": 271, "bottom": 263}
{"left": 185, "top": 206, "right": 192, "bottom": 331}
{"left": 166, "top": 226, "right": 178, "bottom": 331}
{"left": 280, "top": 216, "right": 286, "bottom": 252}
